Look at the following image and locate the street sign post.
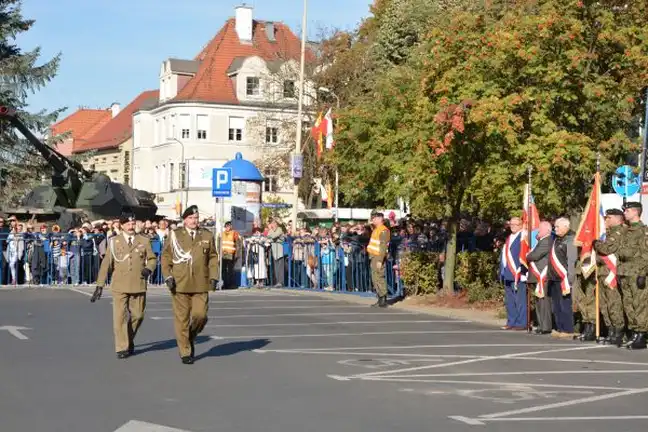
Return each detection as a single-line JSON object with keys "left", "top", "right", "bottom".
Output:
{"left": 212, "top": 168, "right": 232, "bottom": 289}
{"left": 612, "top": 165, "right": 640, "bottom": 203}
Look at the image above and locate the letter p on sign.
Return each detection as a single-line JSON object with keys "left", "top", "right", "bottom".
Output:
{"left": 212, "top": 167, "right": 232, "bottom": 198}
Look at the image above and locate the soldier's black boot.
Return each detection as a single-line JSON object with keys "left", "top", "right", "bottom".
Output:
{"left": 582, "top": 323, "right": 596, "bottom": 342}
{"left": 181, "top": 356, "right": 194, "bottom": 365}
{"left": 378, "top": 296, "right": 388, "bottom": 308}
{"left": 628, "top": 332, "right": 647, "bottom": 350}
{"left": 610, "top": 328, "right": 625, "bottom": 347}
{"left": 598, "top": 327, "right": 613, "bottom": 344}
{"left": 625, "top": 331, "right": 639, "bottom": 348}
{"left": 116, "top": 350, "right": 129, "bottom": 359}
{"left": 371, "top": 296, "right": 382, "bottom": 308}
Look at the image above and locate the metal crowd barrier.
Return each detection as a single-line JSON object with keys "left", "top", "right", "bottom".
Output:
{"left": 0, "top": 233, "right": 403, "bottom": 298}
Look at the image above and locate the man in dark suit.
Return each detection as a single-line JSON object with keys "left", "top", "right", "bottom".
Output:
{"left": 499, "top": 217, "right": 527, "bottom": 330}
{"left": 526, "top": 221, "right": 553, "bottom": 334}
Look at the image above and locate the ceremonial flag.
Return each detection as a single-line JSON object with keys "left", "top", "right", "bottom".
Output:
{"left": 574, "top": 172, "right": 604, "bottom": 279}
{"left": 520, "top": 183, "right": 541, "bottom": 269}
{"left": 311, "top": 111, "right": 325, "bottom": 158}
{"left": 324, "top": 108, "right": 335, "bottom": 150}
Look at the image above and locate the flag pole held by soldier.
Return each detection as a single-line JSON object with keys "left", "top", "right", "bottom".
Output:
{"left": 91, "top": 214, "right": 157, "bottom": 359}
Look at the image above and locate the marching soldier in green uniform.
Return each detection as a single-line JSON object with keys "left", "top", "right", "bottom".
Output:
{"left": 161, "top": 205, "right": 221, "bottom": 364}
{"left": 573, "top": 262, "right": 597, "bottom": 342}
{"left": 593, "top": 208, "right": 626, "bottom": 346}
{"left": 91, "top": 214, "right": 157, "bottom": 359}
{"left": 617, "top": 201, "right": 647, "bottom": 350}
{"left": 367, "top": 211, "right": 391, "bottom": 308}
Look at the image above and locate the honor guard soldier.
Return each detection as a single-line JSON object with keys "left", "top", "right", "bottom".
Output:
{"left": 161, "top": 205, "right": 221, "bottom": 364}
{"left": 593, "top": 208, "right": 626, "bottom": 346}
{"left": 618, "top": 201, "right": 648, "bottom": 350}
{"left": 91, "top": 214, "right": 157, "bottom": 359}
{"left": 367, "top": 211, "right": 391, "bottom": 308}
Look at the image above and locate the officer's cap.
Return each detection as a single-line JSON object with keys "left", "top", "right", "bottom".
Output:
{"left": 182, "top": 205, "right": 199, "bottom": 219}
{"left": 119, "top": 213, "right": 136, "bottom": 224}
{"left": 622, "top": 201, "right": 642, "bottom": 211}
{"left": 605, "top": 208, "right": 624, "bottom": 217}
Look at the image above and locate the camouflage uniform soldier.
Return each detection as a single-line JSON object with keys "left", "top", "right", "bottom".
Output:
{"left": 573, "top": 263, "right": 597, "bottom": 342}
{"left": 593, "top": 208, "right": 626, "bottom": 346}
{"left": 367, "top": 212, "right": 391, "bottom": 308}
{"left": 617, "top": 201, "right": 647, "bottom": 350}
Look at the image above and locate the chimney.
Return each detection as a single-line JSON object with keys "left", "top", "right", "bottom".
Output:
{"left": 265, "top": 22, "right": 275, "bottom": 42}
{"left": 235, "top": 4, "right": 253, "bottom": 41}
{"left": 110, "top": 102, "right": 120, "bottom": 118}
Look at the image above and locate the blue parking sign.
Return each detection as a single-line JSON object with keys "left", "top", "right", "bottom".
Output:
{"left": 212, "top": 168, "right": 232, "bottom": 198}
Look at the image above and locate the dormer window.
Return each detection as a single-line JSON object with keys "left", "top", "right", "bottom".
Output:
{"left": 246, "top": 77, "right": 260, "bottom": 96}
{"left": 283, "top": 80, "right": 295, "bottom": 98}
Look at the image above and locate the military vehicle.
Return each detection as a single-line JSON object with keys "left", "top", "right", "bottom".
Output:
{"left": 0, "top": 106, "right": 158, "bottom": 230}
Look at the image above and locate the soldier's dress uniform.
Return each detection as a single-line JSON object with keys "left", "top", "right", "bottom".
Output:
{"left": 617, "top": 202, "right": 648, "bottom": 350}
{"left": 593, "top": 208, "right": 626, "bottom": 346}
{"left": 161, "top": 205, "right": 220, "bottom": 364}
{"left": 573, "top": 262, "right": 597, "bottom": 341}
{"left": 94, "top": 217, "right": 157, "bottom": 358}
{"left": 367, "top": 212, "right": 390, "bottom": 308}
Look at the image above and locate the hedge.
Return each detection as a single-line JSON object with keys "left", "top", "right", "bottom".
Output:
{"left": 399, "top": 251, "right": 504, "bottom": 304}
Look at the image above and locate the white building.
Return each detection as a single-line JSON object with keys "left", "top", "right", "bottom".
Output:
{"left": 132, "top": 5, "right": 316, "bottom": 219}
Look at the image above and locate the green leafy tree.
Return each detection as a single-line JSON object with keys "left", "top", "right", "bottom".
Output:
{"left": 0, "top": 0, "right": 63, "bottom": 207}
{"left": 332, "top": 0, "right": 648, "bottom": 293}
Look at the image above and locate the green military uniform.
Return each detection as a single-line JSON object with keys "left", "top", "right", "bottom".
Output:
{"left": 572, "top": 260, "right": 597, "bottom": 341}
{"left": 367, "top": 212, "right": 391, "bottom": 308}
{"left": 593, "top": 218, "right": 626, "bottom": 344}
{"left": 161, "top": 207, "right": 220, "bottom": 364}
{"left": 95, "top": 230, "right": 157, "bottom": 357}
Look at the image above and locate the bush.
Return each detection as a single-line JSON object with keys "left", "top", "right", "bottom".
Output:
{"left": 399, "top": 250, "right": 504, "bottom": 304}
{"left": 399, "top": 252, "right": 442, "bottom": 296}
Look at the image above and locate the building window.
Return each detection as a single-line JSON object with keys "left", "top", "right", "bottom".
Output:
{"left": 179, "top": 114, "right": 190, "bottom": 139}
{"left": 179, "top": 162, "right": 186, "bottom": 189}
{"left": 265, "top": 127, "right": 278, "bottom": 144}
{"left": 196, "top": 114, "right": 208, "bottom": 140}
{"left": 283, "top": 80, "right": 295, "bottom": 98}
{"left": 228, "top": 117, "right": 244, "bottom": 142}
{"left": 246, "top": 77, "right": 260, "bottom": 96}
{"left": 169, "top": 163, "right": 175, "bottom": 190}
{"left": 264, "top": 170, "right": 277, "bottom": 193}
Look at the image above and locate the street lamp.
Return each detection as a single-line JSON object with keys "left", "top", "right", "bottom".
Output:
{"left": 318, "top": 87, "right": 340, "bottom": 222}
{"left": 167, "top": 137, "right": 187, "bottom": 215}
{"left": 291, "top": 0, "right": 308, "bottom": 228}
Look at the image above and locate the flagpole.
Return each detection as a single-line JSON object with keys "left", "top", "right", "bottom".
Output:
{"left": 527, "top": 165, "right": 533, "bottom": 333}
{"left": 595, "top": 153, "right": 601, "bottom": 339}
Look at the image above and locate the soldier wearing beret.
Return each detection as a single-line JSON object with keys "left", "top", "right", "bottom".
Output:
{"left": 91, "top": 214, "right": 157, "bottom": 359}
{"left": 618, "top": 201, "right": 647, "bottom": 349}
{"left": 161, "top": 205, "right": 221, "bottom": 364}
{"left": 592, "top": 208, "right": 626, "bottom": 346}
{"left": 367, "top": 211, "right": 391, "bottom": 308}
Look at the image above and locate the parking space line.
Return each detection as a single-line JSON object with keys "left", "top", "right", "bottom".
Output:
{"left": 513, "top": 356, "right": 648, "bottom": 367}
{"left": 274, "top": 343, "right": 574, "bottom": 352}
{"left": 206, "top": 320, "right": 469, "bottom": 328}
{"left": 209, "top": 330, "right": 503, "bottom": 340}
{"left": 254, "top": 349, "right": 483, "bottom": 359}
{"left": 362, "top": 377, "right": 629, "bottom": 391}
{"left": 68, "top": 287, "right": 92, "bottom": 297}
{"left": 456, "top": 415, "right": 648, "bottom": 423}
{"left": 350, "top": 345, "right": 607, "bottom": 379}
{"left": 479, "top": 387, "right": 648, "bottom": 419}
{"left": 149, "top": 312, "right": 427, "bottom": 319}
{"left": 374, "top": 370, "right": 648, "bottom": 378}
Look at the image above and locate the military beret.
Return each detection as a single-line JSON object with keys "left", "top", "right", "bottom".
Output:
{"left": 622, "top": 201, "right": 642, "bottom": 211}
{"left": 119, "top": 213, "right": 136, "bottom": 224}
{"left": 182, "top": 205, "right": 199, "bottom": 219}
{"left": 605, "top": 208, "right": 624, "bottom": 217}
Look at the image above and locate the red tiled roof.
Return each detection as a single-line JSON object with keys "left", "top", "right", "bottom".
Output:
{"left": 176, "top": 19, "right": 314, "bottom": 103}
{"left": 73, "top": 90, "right": 159, "bottom": 153}
{"left": 50, "top": 109, "right": 112, "bottom": 140}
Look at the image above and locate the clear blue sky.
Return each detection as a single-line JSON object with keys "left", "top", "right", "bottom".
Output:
{"left": 18, "top": 0, "right": 371, "bottom": 118}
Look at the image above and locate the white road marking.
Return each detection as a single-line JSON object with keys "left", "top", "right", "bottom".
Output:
{"left": 254, "top": 349, "right": 483, "bottom": 359}
{"left": 453, "top": 415, "right": 648, "bottom": 424}
{"left": 514, "top": 356, "right": 648, "bottom": 367}
{"left": 146, "top": 304, "right": 372, "bottom": 311}
{"left": 0, "top": 325, "right": 31, "bottom": 340}
{"left": 479, "top": 387, "right": 648, "bottom": 419}
{"left": 349, "top": 345, "right": 607, "bottom": 379}
{"left": 375, "top": 370, "right": 648, "bottom": 378}
{"left": 206, "top": 320, "right": 469, "bottom": 328}
{"left": 361, "top": 377, "right": 628, "bottom": 391}
{"left": 149, "top": 312, "right": 426, "bottom": 320}
{"left": 68, "top": 287, "right": 93, "bottom": 297}
{"left": 262, "top": 343, "right": 574, "bottom": 351}
{"left": 209, "top": 330, "right": 502, "bottom": 340}
{"left": 113, "top": 419, "right": 193, "bottom": 431}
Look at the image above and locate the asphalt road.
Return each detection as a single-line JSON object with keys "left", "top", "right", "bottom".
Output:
{"left": 1, "top": 286, "right": 648, "bottom": 432}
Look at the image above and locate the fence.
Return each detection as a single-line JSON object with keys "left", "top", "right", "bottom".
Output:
{"left": 0, "top": 233, "right": 403, "bottom": 298}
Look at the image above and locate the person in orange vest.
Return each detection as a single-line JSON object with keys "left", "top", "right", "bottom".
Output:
{"left": 221, "top": 221, "right": 241, "bottom": 289}
{"left": 367, "top": 211, "right": 391, "bottom": 308}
